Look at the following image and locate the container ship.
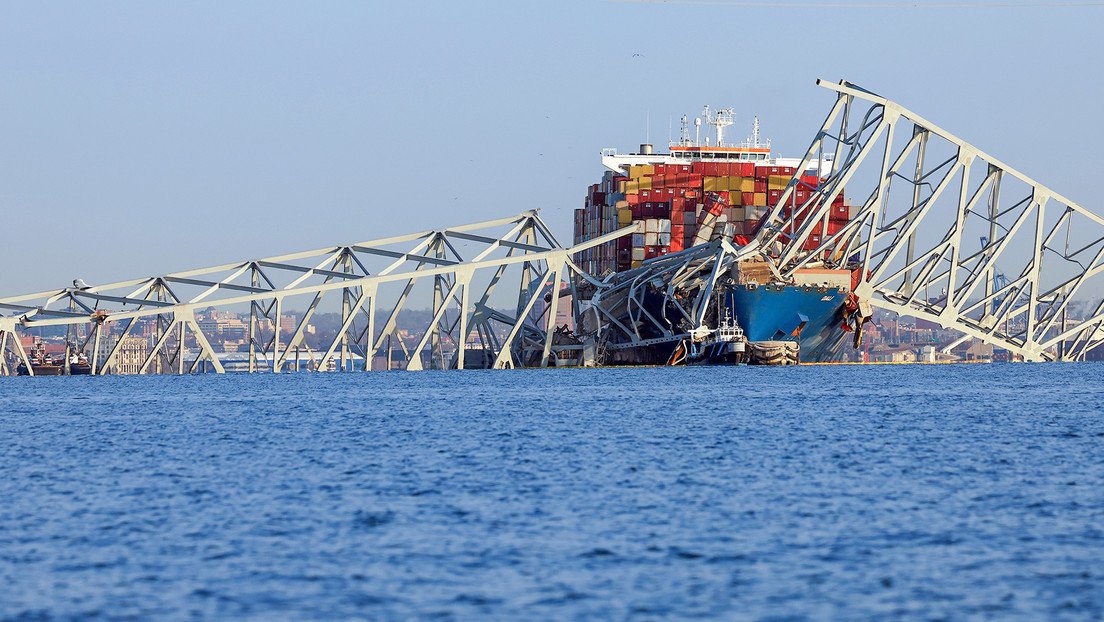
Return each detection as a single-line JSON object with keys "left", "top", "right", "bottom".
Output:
{"left": 571, "top": 108, "right": 865, "bottom": 364}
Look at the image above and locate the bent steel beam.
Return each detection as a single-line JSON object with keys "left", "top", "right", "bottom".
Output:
{"left": 756, "top": 80, "right": 1104, "bottom": 361}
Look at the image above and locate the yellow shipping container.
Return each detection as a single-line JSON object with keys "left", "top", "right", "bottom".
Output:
{"left": 638, "top": 176, "right": 652, "bottom": 191}
{"left": 629, "top": 165, "right": 645, "bottom": 180}
{"left": 753, "top": 193, "right": 767, "bottom": 206}
{"left": 618, "top": 208, "right": 633, "bottom": 225}
{"left": 729, "top": 192, "right": 743, "bottom": 206}
{"left": 631, "top": 260, "right": 643, "bottom": 269}
{"left": 703, "top": 177, "right": 721, "bottom": 192}
{"left": 768, "top": 175, "right": 789, "bottom": 190}
{"left": 620, "top": 180, "right": 639, "bottom": 194}
{"left": 641, "top": 164, "right": 655, "bottom": 177}
{"left": 732, "top": 177, "right": 755, "bottom": 193}
{"left": 616, "top": 200, "right": 630, "bottom": 209}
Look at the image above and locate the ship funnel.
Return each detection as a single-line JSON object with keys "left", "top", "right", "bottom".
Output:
{"left": 639, "top": 144, "right": 653, "bottom": 155}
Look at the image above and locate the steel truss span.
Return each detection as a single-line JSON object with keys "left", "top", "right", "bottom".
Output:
{"left": 0, "top": 211, "right": 622, "bottom": 375}
{"left": 757, "top": 80, "right": 1104, "bottom": 362}
{"left": 579, "top": 238, "right": 762, "bottom": 366}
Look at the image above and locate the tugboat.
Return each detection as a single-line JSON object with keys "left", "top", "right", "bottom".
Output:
{"left": 681, "top": 310, "right": 748, "bottom": 366}
{"left": 16, "top": 343, "right": 92, "bottom": 376}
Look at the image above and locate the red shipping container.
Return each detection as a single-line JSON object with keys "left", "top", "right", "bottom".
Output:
{"left": 832, "top": 194, "right": 846, "bottom": 206}
{"left": 803, "top": 234, "right": 823, "bottom": 250}
{"left": 626, "top": 193, "right": 640, "bottom": 205}
{"left": 631, "top": 204, "right": 644, "bottom": 219}
{"left": 651, "top": 175, "right": 665, "bottom": 189}
{"left": 827, "top": 220, "right": 845, "bottom": 235}
{"left": 829, "top": 204, "right": 849, "bottom": 220}
{"left": 780, "top": 167, "right": 795, "bottom": 176}
{"left": 688, "top": 173, "right": 703, "bottom": 187}
{"left": 640, "top": 189, "right": 652, "bottom": 200}
{"left": 671, "top": 224, "right": 684, "bottom": 238}
{"left": 674, "top": 164, "right": 691, "bottom": 174}
{"left": 800, "top": 174, "right": 819, "bottom": 187}
{"left": 670, "top": 238, "right": 684, "bottom": 253}
{"left": 754, "top": 180, "right": 767, "bottom": 193}
{"left": 741, "top": 192, "right": 755, "bottom": 206}
{"left": 653, "top": 164, "right": 668, "bottom": 175}
{"left": 768, "top": 189, "right": 783, "bottom": 203}
{"left": 645, "top": 246, "right": 660, "bottom": 259}
{"left": 617, "top": 236, "right": 632, "bottom": 251}
{"left": 740, "top": 162, "right": 755, "bottom": 177}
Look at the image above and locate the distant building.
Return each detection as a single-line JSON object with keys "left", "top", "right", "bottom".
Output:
{"left": 868, "top": 343, "right": 918, "bottom": 363}
{"left": 94, "top": 336, "right": 149, "bottom": 374}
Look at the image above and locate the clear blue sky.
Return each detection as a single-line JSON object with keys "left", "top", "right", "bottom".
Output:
{"left": 2, "top": 0, "right": 1101, "bottom": 295}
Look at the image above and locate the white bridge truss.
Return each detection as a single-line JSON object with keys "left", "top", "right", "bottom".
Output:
{"left": 757, "top": 80, "right": 1104, "bottom": 361}
{"left": 0, "top": 211, "right": 620, "bottom": 375}
{"left": 581, "top": 238, "right": 760, "bottom": 366}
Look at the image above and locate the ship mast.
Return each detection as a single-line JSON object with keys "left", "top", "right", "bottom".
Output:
{"left": 702, "top": 106, "right": 735, "bottom": 148}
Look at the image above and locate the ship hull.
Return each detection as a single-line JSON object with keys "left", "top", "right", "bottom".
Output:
{"left": 686, "top": 341, "right": 746, "bottom": 366}
{"left": 724, "top": 285, "right": 850, "bottom": 362}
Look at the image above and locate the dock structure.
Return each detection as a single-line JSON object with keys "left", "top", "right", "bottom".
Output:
{"left": 3, "top": 80, "right": 1104, "bottom": 373}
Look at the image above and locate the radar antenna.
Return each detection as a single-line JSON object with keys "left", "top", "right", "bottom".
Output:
{"left": 702, "top": 106, "right": 735, "bottom": 147}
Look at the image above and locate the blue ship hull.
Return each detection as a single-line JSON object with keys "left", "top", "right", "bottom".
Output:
{"left": 724, "top": 285, "right": 851, "bottom": 362}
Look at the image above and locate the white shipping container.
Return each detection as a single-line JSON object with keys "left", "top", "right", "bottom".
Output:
{"left": 645, "top": 218, "right": 658, "bottom": 233}
{"left": 657, "top": 219, "right": 671, "bottom": 233}
{"left": 644, "top": 232, "right": 659, "bottom": 246}
{"left": 658, "top": 232, "right": 671, "bottom": 246}
{"left": 632, "top": 247, "right": 646, "bottom": 261}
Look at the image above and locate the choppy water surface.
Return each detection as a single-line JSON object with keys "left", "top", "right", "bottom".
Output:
{"left": 1, "top": 364, "right": 1103, "bottom": 620}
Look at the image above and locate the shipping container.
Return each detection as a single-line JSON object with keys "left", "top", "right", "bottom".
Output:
{"left": 768, "top": 175, "right": 789, "bottom": 190}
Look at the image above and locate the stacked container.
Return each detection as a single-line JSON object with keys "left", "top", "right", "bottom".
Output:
{"left": 573, "top": 157, "right": 852, "bottom": 273}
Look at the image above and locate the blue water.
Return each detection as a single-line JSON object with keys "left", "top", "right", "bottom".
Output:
{"left": 1, "top": 364, "right": 1102, "bottom": 620}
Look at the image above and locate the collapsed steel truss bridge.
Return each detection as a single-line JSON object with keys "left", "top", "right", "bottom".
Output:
{"left": 0, "top": 211, "right": 619, "bottom": 375}
{"left": 3, "top": 80, "right": 1103, "bottom": 373}
{"left": 757, "top": 80, "right": 1104, "bottom": 361}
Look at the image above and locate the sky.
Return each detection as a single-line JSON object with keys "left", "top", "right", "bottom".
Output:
{"left": 2, "top": 0, "right": 1102, "bottom": 296}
